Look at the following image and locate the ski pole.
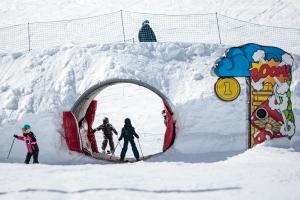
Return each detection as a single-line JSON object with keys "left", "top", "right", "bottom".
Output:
{"left": 6, "top": 137, "right": 16, "bottom": 159}
{"left": 115, "top": 141, "right": 120, "bottom": 151}
{"left": 110, "top": 141, "right": 120, "bottom": 159}
{"left": 137, "top": 139, "right": 144, "bottom": 158}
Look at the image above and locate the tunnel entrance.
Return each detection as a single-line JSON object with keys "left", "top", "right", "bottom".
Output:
{"left": 63, "top": 79, "right": 176, "bottom": 162}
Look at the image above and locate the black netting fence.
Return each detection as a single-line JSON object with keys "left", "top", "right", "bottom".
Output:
{"left": 0, "top": 10, "right": 299, "bottom": 54}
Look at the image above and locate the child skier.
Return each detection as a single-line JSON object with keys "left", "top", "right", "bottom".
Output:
{"left": 118, "top": 118, "right": 140, "bottom": 161}
{"left": 93, "top": 117, "right": 118, "bottom": 154}
{"left": 14, "top": 124, "right": 39, "bottom": 164}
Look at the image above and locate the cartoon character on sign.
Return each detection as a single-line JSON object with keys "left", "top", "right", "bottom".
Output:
{"left": 213, "top": 43, "right": 296, "bottom": 147}
{"left": 251, "top": 101, "right": 284, "bottom": 144}
{"left": 249, "top": 50, "right": 295, "bottom": 145}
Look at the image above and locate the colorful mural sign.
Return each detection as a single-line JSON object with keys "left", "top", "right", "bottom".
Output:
{"left": 214, "top": 43, "right": 296, "bottom": 148}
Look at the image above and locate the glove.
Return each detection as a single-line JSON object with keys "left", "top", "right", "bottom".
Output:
{"left": 13, "top": 134, "right": 18, "bottom": 138}
{"left": 136, "top": 135, "right": 139, "bottom": 139}
{"left": 118, "top": 137, "right": 122, "bottom": 141}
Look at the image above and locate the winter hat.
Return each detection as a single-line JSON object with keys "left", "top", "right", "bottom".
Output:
{"left": 142, "top": 20, "right": 150, "bottom": 26}
{"left": 23, "top": 124, "right": 31, "bottom": 130}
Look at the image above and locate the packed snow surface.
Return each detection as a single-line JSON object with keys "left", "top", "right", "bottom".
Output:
{"left": 1, "top": 146, "right": 300, "bottom": 200}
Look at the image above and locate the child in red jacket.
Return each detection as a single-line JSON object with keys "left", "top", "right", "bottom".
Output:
{"left": 14, "top": 124, "right": 39, "bottom": 164}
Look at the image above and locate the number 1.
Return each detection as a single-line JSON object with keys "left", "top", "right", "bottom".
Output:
{"left": 224, "top": 82, "right": 232, "bottom": 95}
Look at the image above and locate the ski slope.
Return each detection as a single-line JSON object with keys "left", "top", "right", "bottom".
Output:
{"left": 0, "top": 0, "right": 299, "bottom": 28}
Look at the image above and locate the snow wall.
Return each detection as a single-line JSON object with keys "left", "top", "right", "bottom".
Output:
{"left": 0, "top": 42, "right": 299, "bottom": 164}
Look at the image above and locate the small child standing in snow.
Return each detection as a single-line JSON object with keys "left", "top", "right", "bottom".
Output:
{"left": 118, "top": 118, "right": 140, "bottom": 161}
{"left": 14, "top": 124, "right": 39, "bottom": 164}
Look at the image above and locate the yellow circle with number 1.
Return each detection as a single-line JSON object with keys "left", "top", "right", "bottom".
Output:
{"left": 215, "top": 77, "right": 241, "bottom": 101}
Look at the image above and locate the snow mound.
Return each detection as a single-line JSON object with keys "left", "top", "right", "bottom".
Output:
{"left": 0, "top": 42, "right": 299, "bottom": 164}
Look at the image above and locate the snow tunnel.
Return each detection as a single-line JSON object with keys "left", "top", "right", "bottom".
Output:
{"left": 63, "top": 78, "right": 176, "bottom": 161}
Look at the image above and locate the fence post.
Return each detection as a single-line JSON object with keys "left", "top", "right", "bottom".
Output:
{"left": 215, "top": 12, "right": 222, "bottom": 44}
{"left": 27, "top": 22, "right": 31, "bottom": 52}
{"left": 120, "top": 10, "right": 126, "bottom": 42}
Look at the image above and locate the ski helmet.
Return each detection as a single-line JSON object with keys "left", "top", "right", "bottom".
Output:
{"left": 23, "top": 124, "right": 31, "bottom": 130}
{"left": 103, "top": 117, "right": 109, "bottom": 124}
{"left": 124, "top": 118, "right": 131, "bottom": 125}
